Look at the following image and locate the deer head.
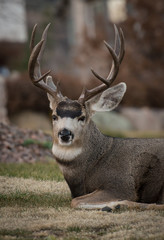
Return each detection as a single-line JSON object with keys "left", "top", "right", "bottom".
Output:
{"left": 28, "top": 24, "right": 126, "bottom": 158}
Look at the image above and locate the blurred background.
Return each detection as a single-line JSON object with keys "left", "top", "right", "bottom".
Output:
{"left": 0, "top": 0, "right": 164, "bottom": 137}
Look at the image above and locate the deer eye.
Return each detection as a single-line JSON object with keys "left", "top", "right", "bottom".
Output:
{"left": 52, "top": 115, "right": 58, "bottom": 121}
{"left": 78, "top": 116, "right": 85, "bottom": 122}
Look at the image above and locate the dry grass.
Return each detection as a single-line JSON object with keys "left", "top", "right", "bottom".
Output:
{"left": 0, "top": 176, "right": 68, "bottom": 195}
{"left": 0, "top": 205, "right": 164, "bottom": 239}
{"left": 0, "top": 176, "right": 164, "bottom": 240}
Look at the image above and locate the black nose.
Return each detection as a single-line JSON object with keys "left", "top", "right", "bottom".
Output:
{"left": 58, "top": 128, "right": 74, "bottom": 142}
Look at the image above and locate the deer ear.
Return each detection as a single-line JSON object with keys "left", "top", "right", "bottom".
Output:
{"left": 88, "top": 82, "right": 126, "bottom": 113}
{"left": 46, "top": 76, "right": 57, "bottom": 109}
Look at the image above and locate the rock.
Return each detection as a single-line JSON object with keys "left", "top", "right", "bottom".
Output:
{"left": 10, "top": 111, "right": 52, "bottom": 132}
{"left": 121, "top": 107, "right": 164, "bottom": 131}
{"left": 92, "top": 111, "right": 134, "bottom": 133}
{"left": 0, "top": 123, "right": 53, "bottom": 163}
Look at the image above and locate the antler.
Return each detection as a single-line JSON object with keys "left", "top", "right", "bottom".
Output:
{"left": 78, "top": 25, "right": 125, "bottom": 104}
{"left": 28, "top": 24, "right": 124, "bottom": 103}
{"left": 28, "top": 23, "right": 61, "bottom": 98}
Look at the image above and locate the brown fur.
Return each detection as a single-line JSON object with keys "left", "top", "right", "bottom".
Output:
{"left": 51, "top": 103, "right": 164, "bottom": 210}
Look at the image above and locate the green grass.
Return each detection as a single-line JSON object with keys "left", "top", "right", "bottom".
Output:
{"left": 0, "top": 229, "right": 32, "bottom": 239}
{"left": 103, "top": 130, "right": 164, "bottom": 139}
{"left": 0, "top": 162, "right": 64, "bottom": 181}
{"left": 67, "top": 226, "right": 81, "bottom": 233}
{"left": 23, "top": 138, "right": 52, "bottom": 149}
{"left": 0, "top": 229, "right": 32, "bottom": 240}
{"left": 0, "top": 192, "right": 70, "bottom": 208}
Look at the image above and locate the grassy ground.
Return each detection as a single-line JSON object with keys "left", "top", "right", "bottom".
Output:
{"left": 0, "top": 162, "right": 164, "bottom": 240}
{"left": 0, "top": 162, "right": 63, "bottom": 181}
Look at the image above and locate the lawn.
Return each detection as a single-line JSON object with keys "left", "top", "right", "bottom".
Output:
{"left": 0, "top": 162, "right": 164, "bottom": 240}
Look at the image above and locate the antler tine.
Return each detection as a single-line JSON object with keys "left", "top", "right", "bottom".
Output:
{"left": 90, "top": 68, "right": 109, "bottom": 86}
{"left": 90, "top": 25, "right": 120, "bottom": 85}
{"left": 113, "top": 24, "right": 119, "bottom": 51}
{"left": 103, "top": 26, "right": 124, "bottom": 83}
{"left": 78, "top": 86, "right": 88, "bottom": 103}
{"left": 104, "top": 39, "right": 120, "bottom": 83}
{"left": 28, "top": 24, "right": 59, "bottom": 98}
{"left": 106, "top": 26, "right": 125, "bottom": 83}
{"left": 78, "top": 25, "right": 125, "bottom": 104}
{"left": 37, "top": 23, "right": 51, "bottom": 63}
{"left": 28, "top": 39, "right": 54, "bottom": 95}
{"left": 56, "top": 80, "right": 63, "bottom": 98}
{"left": 106, "top": 24, "right": 119, "bottom": 80}
{"left": 90, "top": 40, "right": 118, "bottom": 87}
{"left": 28, "top": 39, "right": 44, "bottom": 82}
{"left": 118, "top": 27, "right": 125, "bottom": 64}
{"left": 30, "top": 24, "right": 37, "bottom": 53}
{"left": 35, "top": 23, "right": 50, "bottom": 78}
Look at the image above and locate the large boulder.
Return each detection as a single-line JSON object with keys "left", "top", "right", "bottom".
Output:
{"left": 92, "top": 111, "right": 134, "bottom": 134}
{"left": 121, "top": 107, "right": 164, "bottom": 131}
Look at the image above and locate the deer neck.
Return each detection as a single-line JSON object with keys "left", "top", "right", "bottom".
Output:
{"left": 82, "top": 120, "right": 113, "bottom": 166}
{"left": 54, "top": 120, "right": 113, "bottom": 166}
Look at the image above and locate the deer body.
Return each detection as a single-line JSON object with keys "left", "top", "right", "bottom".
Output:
{"left": 54, "top": 120, "right": 164, "bottom": 206}
{"left": 28, "top": 24, "right": 164, "bottom": 210}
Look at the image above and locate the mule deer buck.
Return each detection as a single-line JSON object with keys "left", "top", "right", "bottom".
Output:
{"left": 28, "top": 24, "right": 164, "bottom": 211}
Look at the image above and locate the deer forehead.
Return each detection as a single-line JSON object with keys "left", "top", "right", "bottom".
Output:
{"left": 52, "top": 101, "right": 86, "bottom": 131}
{"left": 56, "top": 100, "right": 83, "bottom": 118}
